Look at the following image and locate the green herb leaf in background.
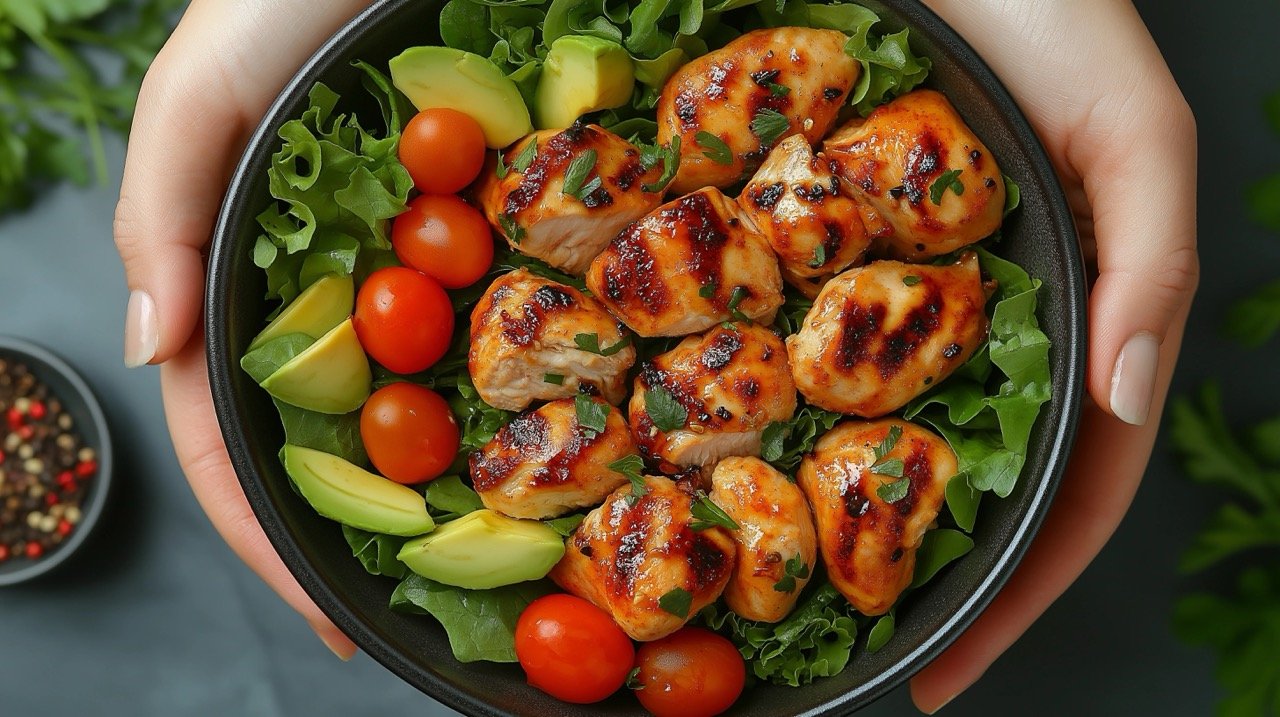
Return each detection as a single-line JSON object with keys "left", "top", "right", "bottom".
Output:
{"left": 0, "top": 0, "right": 182, "bottom": 214}
{"left": 424, "top": 475, "right": 485, "bottom": 517}
{"left": 389, "top": 575, "right": 555, "bottom": 663}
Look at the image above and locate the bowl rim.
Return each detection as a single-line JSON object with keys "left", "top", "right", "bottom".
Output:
{"left": 206, "top": 0, "right": 1086, "bottom": 713}
{"left": 0, "top": 335, "right": 115, "bottom": 587}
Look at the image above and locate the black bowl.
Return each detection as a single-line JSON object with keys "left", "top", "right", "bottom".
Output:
{"left": 207, "top": 1, "right": 1086, "bottom": 713}
{"left": 0, "top": 336, "right": 114, "bottom": 586}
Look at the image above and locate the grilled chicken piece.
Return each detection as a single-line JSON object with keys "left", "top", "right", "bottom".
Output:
{"left": 797, "top": 419, "right": 957, "bottom": 615}
{"left": 474, "top": 124, "right": 665, "bottom": 274}
{"left": 740, "top": 135, "right": 873, "bottom": 288}
{"left": 470, "top": 397, "right": 637, "bottom": 519}
{"left": 586, "top": 188, "right": 784, "bottom": 337}
{"left": 551, "top": 475, "right": 736, "bottom": 641}
{"left": 658, "top": 27, "right": 860, "bottom": 194}
{"left": 787, "top": 253, "right": 987, "bottom": 417}
{"left": 469, "top": 269, "right": 636, "bottom": 411}
{"left": 823, "top": 90, "right": 1005, "bottom": 260}
{"left": 630, "top": 323, "right": 796, "bottom": 474}
{"left": 709, "top": 457, "right": 817, "bottom": 623}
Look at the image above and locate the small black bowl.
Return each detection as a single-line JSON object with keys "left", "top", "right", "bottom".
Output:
{"left": 0, "top": 336, "right": 113, "bottom": 586}
{"left": 207, "top": 1, "right": 1086, "bottom": 714}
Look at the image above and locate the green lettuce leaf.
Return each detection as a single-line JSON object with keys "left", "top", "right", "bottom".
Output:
{"left": 389, "top": 575, "right": 555, "bottom": 663}
{"left": 700, "top": 582, "right": 859, "bottom": 687}
{"left": 342, "top": 525, "right": 409, "bottom": 579}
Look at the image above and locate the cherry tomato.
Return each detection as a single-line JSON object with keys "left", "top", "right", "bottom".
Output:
{"left": 392, "top": 194, "right": 494, "bottom": 289}
{"left": 354, "top": 267, "right": 453, "bottom": 374}
{"left": 515, "top": 594, "right": 635, "bottom": 704}
{"left": 360, "top": 383, "right": 459, "bottom": 484}
{"left": 399, "top": 108, "right": 486, "bottom": 194}
{"left": 632, "top": 627, "right": 746, "bottom": 717}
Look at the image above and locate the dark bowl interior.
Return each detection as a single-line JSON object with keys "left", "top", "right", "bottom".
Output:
{"left": 0, "top": 336, "right": 113, "bottom": 586}
{"left": 207, "top": 0, "right": 1086, "bottom": 714}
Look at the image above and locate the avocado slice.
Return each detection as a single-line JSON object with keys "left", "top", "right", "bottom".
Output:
{"left": 282, "top": 445, "right": 435, "bottom": 536}
{"left": 397, "top": 509, "right": 565, "bottom": 589}
{"left": 534, "top": 36, "right": 635, "bottom": 130}
{"left": 260, "top": 318, "right": 371, "bottom": 414}
{"left": 389, "top": 46, "right": 533, "bottom": 148}
{"left": 249, "top": 274, "right": 354, "bottom": 351}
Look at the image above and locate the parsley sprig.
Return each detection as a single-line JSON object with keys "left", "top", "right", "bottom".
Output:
{"left": 772, "top": 554, "right": 811, "bottom": 593}
{"left": 695, "top": 131, "right": 733, "bottom": 165}
{"left": 690, "top": 491, "right": 739, "bottom": 531}
{"left": 608, "top": 454, "right": 648, "bottom": 505}
{"left": 929, "top": 168, "right": 964, "bottom": 205}
{"left": 0, "top": 0, "right": 182, "bottom": 214}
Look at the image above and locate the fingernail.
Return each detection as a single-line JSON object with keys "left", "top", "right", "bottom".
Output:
{"left": 1109, "top": 332, "right": 1160, "bottom": 426}
{"left": 124, "top": 290, "right": 158, "bottom": 368}
{"left": 318, "top": 631, "right": 354, "bottom": 662}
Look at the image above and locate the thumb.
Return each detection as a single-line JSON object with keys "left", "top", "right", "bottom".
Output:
{"left": 115, "top": 43, "right": 247, "bottom": 367}
{"left": 1076, "top": 83, "right": 1199, "bottom": 425}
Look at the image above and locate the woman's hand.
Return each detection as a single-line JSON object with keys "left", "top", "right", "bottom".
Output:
{"left": 909, "top": 0, "right": 1197, "bottom": 711}
{"left": 114, "top": 0, "right": 377, "bottom": 660}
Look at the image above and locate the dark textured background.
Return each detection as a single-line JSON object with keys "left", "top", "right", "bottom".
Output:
{"left": 0, "top": 0, "right": 1275, "bottom": 714}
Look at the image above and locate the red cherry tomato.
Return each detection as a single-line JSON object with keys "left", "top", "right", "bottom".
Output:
{"left": 360, "top": 383, "right": 459, "bottom": 484}
{"left": 399, "top": 108, "right": 486, "bottom": 194}
{"left": 354, "top": 267, "right": 453, "bottom": 374}
{"left": 392, "top": 194, "right": 494, "bottom": 289}
{"left": 632, "top": 627, "right": 746, "bottom": 717}
{"left": 515, "top": 594, "right": 635, "bottom": 704}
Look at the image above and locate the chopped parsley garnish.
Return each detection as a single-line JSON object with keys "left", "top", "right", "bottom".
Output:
{"left": 869, "top": 425, "right": 905, "bottom": 478}
{"left": 750, "top": 108, "right": 790, "bottom": 148}
{"left": 658, "top": 587, "right": 693, "bottom": 618}
{"left": 809, "top": 244, "right": 827, "bottom": 269}
{"left": 543, "top": 373, "right": 565, "bottom": 385}
{"left": 498, "top": 214, "right": 524, "bottom": 245}
{"left": 574, "top": 394, "right": 609, "bottom": 436}
{"left": 768, "top": 81, "right": 791, "bottom": 97}
{"left": 640, "top": 137, "right": 681, "bottom": 193}
{"left": 727, "top": 285, "right": 752, "bottom": 322}
{"left": 608, "top": 454, "right": 648, "bottom": 505}
{"left": 695, "top": 131, "right": 733, "bottom": 165}
{"left": 699, "top": 279, "right": 717, "bottom": 299}
{"left": 626, "top": 667, "right": 645, "bottom": 690}
{"left": 690, "top": 491, "right": 740, "bottom": 531}
{"left": 562, "top": 149, "right": 599, "bottom": 200}
{"left": 512, "top": 139, "right": 538, "bottom": 173}
{"left": 574, "top": 332, "right": 632, "bottom": 356}
{"left": 644, "top": 385, "right": 687, "bottom": 432}
{"left": 495, "top": 151, "right": 508, "bottom": 179}
{"left": 876, "top": 477, "right": 910, "bottom": 503}
{"left": 903, "top": 275, "right": 922, "bottom": 286}
{"left": 929, "top": 168, "right": 965, "bottom": 205}
{"left": 772, "top": 554, "right": 811, "bottom": 593}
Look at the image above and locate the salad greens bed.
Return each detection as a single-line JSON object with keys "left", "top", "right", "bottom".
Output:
{"left": 248, "top": 0, "right": 1052, "bottom": 686}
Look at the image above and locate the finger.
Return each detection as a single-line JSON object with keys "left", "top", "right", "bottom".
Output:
{"left": 116, "top": 0, "right": 374, "bottom": 367}
{"left": 159, "top": 332, "right": 357, "bottom": 660}
{"left": 909, "top": 310, "right": 1188, "bottom": 713}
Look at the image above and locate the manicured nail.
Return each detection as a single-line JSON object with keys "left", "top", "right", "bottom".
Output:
{"left": 123, "top": 290, "right": 158, "bottom": 368}
{"left": 1110, "top": 332, "right": 1160, "bottom": 426}
{"left": 318, "top": 631, "right": 355, "bottom": 662}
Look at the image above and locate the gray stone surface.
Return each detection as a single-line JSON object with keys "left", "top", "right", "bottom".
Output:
{"left": 0, "top": 0, "right": 1274, "bottom": 714}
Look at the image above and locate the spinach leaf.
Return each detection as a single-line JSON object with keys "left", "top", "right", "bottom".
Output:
{"left": 274, "top": 399, "right": 368, "bottom": 467}
{"left": 545, "top": 513, "right": 586, "bottom": 536}
{"left": 864, "top": 612, "right": 894, "bottom": 653}
{"left": 342, "top": 525, "right": 409, "bottom": 579}
{"left": 240, "top": 333, "right": 312, "bottom": 383}
{"left": 909, "top": 529, "right": 974, "bottom": 589}
{"left": 389, "top": 575, "right": 555, "bottom": 662}
{"left": 425, "top": 475, "right": 485, "bottom": 516}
